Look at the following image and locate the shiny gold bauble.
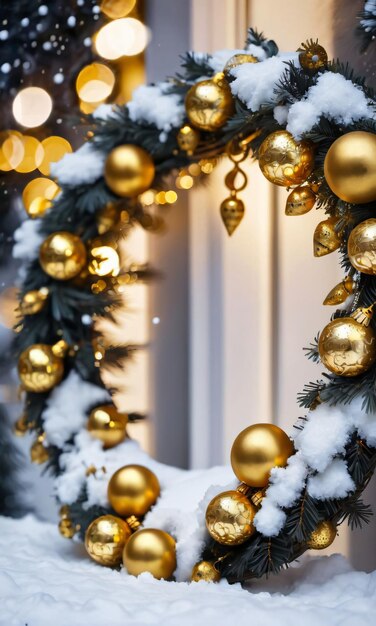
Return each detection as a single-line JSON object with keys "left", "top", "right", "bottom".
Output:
{"left": 220, "top": 196, "right": 245, "bottom": 236}
{"left": 123, "top": 528, "right": 176, "bottom": 579}
{"left": 205, "top": 490, "right": 256, "bottom": 546}
{"left": 85, "top": 515, "right": 132, "bottom": 567}
{"left": 18, "top": 344, "right": 64, "bottom": 393}
{"left": 223, "top": 53, "right": 258, "bottom": 77}
{"left": 258, "top": 130, "right": 315, "bottom": 187}
{"left": 323, "top": 276, "right": 354, "bottom": 306}
{"left": 104, "top": 145, "right": 155, "bottom": 197}
{"left": 307, "top": 520, "right": 336, "bottom": 550}
{"left": 185, "top": 72, "right": 234, "bottom": 132}
{"left": 231, "top": 424, "right": 294, "bottom": 488}
{"left": 20, "top": 287, "right": 49, "bottom": 315}
{"left": 177, "top": 125, "right": 200, "bottom": 155}
{"left": 30, "top": 439, "right": 49, "bottom": 464}
{"left": 58, "top": 518, "right": 76, "bottom": 539}
{"left": 39, "top": 232, "right": 87, "bottom": 280}
{"left": 87, "top": 405, "right": 128, "bottom": 449}
{"left": 108, "top": 464, "right": 160, "bottom": 517}
{"left": 285, "top": 186, "right": 316, "bottom": 216}
{"left": 191, "top": 560, "right": 221, "bottom": 582}
{"left": 324, "top": 132, "right": 376, "bottom": 204}
{"left": 348, "top": 219, "right": 376, "bottom": 275}
{"left": 313, "top": 217, "right": 341, "bottom": 257}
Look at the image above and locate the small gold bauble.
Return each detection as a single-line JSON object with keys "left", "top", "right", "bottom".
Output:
{"left": 318, "top": 307, "right": 376, "bottom": 377}
{"left": 231, "top": 424, "right": 294, "bottom": 488}
{"left": 313, "top": 217, "right": 341, "bottom": 257}
{"left": 206, "top": 490, "right": 256, "bottom": 546}
{"left": 307, "top": 520, "right": 336, "bottom": 550}
{"left": 285, "top": 186, "right": 316, "bottom": 216}
{"left": 85, "top": 515, "right": 132, "bottom": 567}
{"left": 185, "top": 72, "right": 234, "bottom": 132}
{"left": 123, "top": 528, "right": 176, "bottom": 579}
{"left": 324, "top": 132, "right": 376, "bottom": 204}
{"left": 323, "top": 276, "right": 354, "bottom": 306}
{"left": 258, "top": 130, "right": 315, "bottom": 187}
{"left": 104, "top": 145, "right": 155, "bottom": 197}
{"left": 177, "top": 125, "right": 200, "bottom": 155}
{"left": 191, "top": 560, "right": 221, "bottom": 582}
{"left": 14, "top": 415, "right": 29, "bottom": 436}
{"left": 39, "top": 232, "right": 87, "bottom": 280}
{"left": 108, "top": 464, "right": 160, "bottom": 517}
{"left": 18, "top": 344, "right": 64, "bottom": 393}
{"left": 220, "top": 196, "right": 245, "bottom": 236}
{"left": 87, "top": 405, "right": 128, "bottom": 449}
{"left": 58, "top": 518, "right": 76, "bottom": 539}
{"left": 30, "top": 439, "right": 49, "bottom": 464}
{"left": 298, "top": 41, "right": 328, "bottom": 71}
{"left": 348, "top": 219, "right": 376, "bottom": 275}
{"left": 223, "top": 53, "right": 258, "bottom": 77}
{"left": 20, "top": 287, "right": 49, "bottom": 315}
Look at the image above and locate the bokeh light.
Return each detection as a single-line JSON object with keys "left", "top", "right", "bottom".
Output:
{"left": 76, "top": 63, "right": 115, "bottom": 103}
{"left": 38, "top": 136, "right": 72, "bottom": 176}
{"left": 12, "top": 87, "right": 53, "bottom": 128}
{"left": 22, "top": 178, "right": 60, "bottom": 218}
{"left": 100, "top": 0, "right": 136, "bottom": 19}
{"left": 0, "top": 130, "right": 25, "bottom": 171}
{"left": 14, "top": 136, "right": 44, "bottom": 173}
{"left": 95, "top": 18, "right": 149, "bottom": 60}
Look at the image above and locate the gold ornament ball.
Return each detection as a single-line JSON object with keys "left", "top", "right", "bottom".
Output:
{"left": 205, "top": 490, "right": 256, "bottom": 546}
{"left": 307, "top": 521, "right": 336, "bottom": 550}
{"left": 18, "top": 344, "right": 64, "bottom": 393}
{"left": 104, "top": 145, "right": 155, "bottom": 197}
{"left": 223, "top": 53, "right": 258, "bottom": 77}
{"left": 177, "top": 125, "right": 200, "bottom": 155}
{"left": 258, "top": 130, "right": 315, "bottom": 187}
{"left": 313, "top": 217, "right": 341, "bottom": 258}
{"left": 123, "top": 528, "right": 176, "bottom": 579}
{"left": 324, "top": 131, "right": 376, "bottom": 204}
{"left": 220, "top": 196, "right": 245, "bottom": 236}
{"left": 348, "top": 219, "right": 376, "bottom": 275}
{"left": 39, "top": 232, "right": 87, "bottom": 280}
{"left": 323, "top": 276, "right": 354, "bottom": 306}
{"left": 87, "top": 405, "right": 128, "bottom": 449}
{"left": 20, "top": 287, "right": 49, "bottom": 315}
{"left": 30, "top": 439, "right": 49, "bottom": 464}
{"left": 285, "top": 186, "right": 316, "bottom": 216}
{"left": 185, "top": 72, "right": 234, "bottom": 132}
{"left": 59, "top": 518, "right": 76, "bottom": 539}
{"left": 108, "top": 464, "right": 160, "bottom": 517}
{"left": 231, "top": 424, "right": 294, "bottom": 488}
{"left": 191, "top": 560, "right": 220, "bottom": 583}
{"left": 85, "top": 515, "right": 132, "bottom": 567}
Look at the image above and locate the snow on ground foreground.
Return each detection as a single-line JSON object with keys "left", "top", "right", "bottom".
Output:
{"left": 0, "top": 516, "right": 375, "bottom": 626}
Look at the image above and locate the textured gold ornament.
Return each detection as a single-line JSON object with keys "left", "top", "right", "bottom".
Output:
{"left": 87, "top": 405, "right": 128, "bottom": 449}
{"left": 298, "top": 40, "right": 328, "bottom": 71}
{"left": 313, "top": 217, "right": 341, "bottom": 257}
{"left": 123, "top": 528, "right": 176, "bottom": 579}
{"left": 323, "top": 276, "right": 355, "bottom": 306}
{"left": 39, "top": 232, "right": 87, "bottom": 280}
{"left": 223, "top": 53, "right": 258, "bottom": 78}
{"left": 324, "top": 132, "right": 376, "bottom": 204}
{"left": 20, "top": 287, "right": 49, "bottom": 315}
{"left": 231, "top": 424, "right": 294, "bottom": 488}
{"left": 285, "top": 186, "right": 316, "bottom": 216}
{"left": 307, "top": 520, "right": 336, "bottom": 550}
{"left": 18, "top": 343, "right": 64, "bottom": 393}
{"left": 58, "top": 518, "right": 76, "bottom": 539}
{"left": 220, "top": 139, "right": 248, "bottom": 236}
{"left": 85, "top": 515, "right": 132, "bottom": 567}
{"left": 108, "top": 464, "right": 160, "bottom": 517}
{"left": 30, "top": 436, "right": 49, "bottom": 464}
{"left": 258, "top": 130, "right": 315, "bottom": 187}
{"left": 220, "top": 197, "right": 245, "bottom": 235}
{"left": 185, "top": 72, "right": 234, "bottom": 131}
{"left": 206, "top": 490, "right": 256, "bottom": 546}
{"left": 177, "top": 125, "right": 200, "bottom": 155}
{"left": 104, "top": 145, "right": 155, "bottom": 197}
{"left": 191, "top": 560, "right": 221, "bottom": 582}
{"left": 348, "top": 219, "right": 376, "bottom": 275}
{"left": 318, "top": 305, "right": 376, "bottom": 377}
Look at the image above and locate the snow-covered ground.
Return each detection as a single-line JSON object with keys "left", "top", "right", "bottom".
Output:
{"left": 0, "top": 515, "right": 375, "bottom": 626}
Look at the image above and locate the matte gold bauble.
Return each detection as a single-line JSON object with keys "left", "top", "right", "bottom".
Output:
{"left": 323, "top": 276, "right": 354, "bottom": 306}
{"left": 191, "top": 560, "right": 220, "bottom": 582}
{"left": 185, "top": 72, "right": 234, "bottom": 131}
{"left": 307, "top": 520, "right": 336, "bottom": 550}
{"left": 318, "top": 306, "right": 376, "bottom": 377}
{"left": 223, "top": 53, "right": 258, "bottom": 77}
{"left": 324, "top": 132, "right": 376, "bottom": 204}
{"left": 231, "top": 424, "right": 294, "bottom": 488}
{"left": 285, "top": 186, "right": 316, "bottom": 216}
{"left": 220, "top": 196, "right": 245, "bottom": 236}
{"left": 123, "top": 528, "right": 176, "bottom": 579}
{"left": 258, "top": 130, "right": 315, "bottom": 187}
{"left": 20, "top": 287, "right": 49, "bottom": 315}
{"left": 30, "top": 438, "right": 49, "bottom": 464}
{"left": 58, "top": 518, "right": 76, "bottom": 539}
{"left": 104, "top": 145, "right": 155, "bottom": 197}
{"left": 348, "top": 219, "right": 376, "bottom": 275}
{"left": 108, "top": 464, "right": 160, "bottom": 517}
{"left": 313, "top": 217, "right": 341, "bottom": 257}
{"left": 177, "top": 125, "right": 200, "bottom": 155}
{"left": 39, "top": 232, "right": 87, "bottom": 280}
{"left": 85, "top": 515, "right": 132, "bottom": 567}
{"left": 87, "top": 405, "right": 128, "bottom": 449}
{"left": 205, "top": 490, "right": 256, "bottom": 546}
{"left": 18, "top": 344, "right": 64, "bottom": 393}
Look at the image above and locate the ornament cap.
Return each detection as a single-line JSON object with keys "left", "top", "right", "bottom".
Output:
{"left": 350, "top": 305, "right": 375, "bottom": 327}
{"left": 126, "top": 515, "right": 142, "bottom": 531}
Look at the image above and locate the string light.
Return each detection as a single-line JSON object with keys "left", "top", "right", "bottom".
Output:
{"left": 12, "top": 87, "right": 52, "bottom": 128}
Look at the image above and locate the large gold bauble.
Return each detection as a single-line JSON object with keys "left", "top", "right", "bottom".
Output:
{"left": 324, "top": 131, "right": 376, "bottom": 204}
{"left": 85, "top": 515, "right": 132, "bottom": 567}
{"left": 205, "top": 490, "right": 256, "bottom": 546}
{"left": 87, "top": 405, "right": 128, "bottom": 449}
{"left": 123, "top": 528, "right": 176, "bottom": 579}
{"left": 231, "top": 424, "right": 294, "bottom": 488}
{"left": 223, "top": 53, "right": 258, "bottom": 77}
{"left": 220, "top": 196, "right": 245, "bottom": 236}
{"left": 18, "top": 344, "right": 64, "bottom": 393}
{"left": 313, "top": 217, "right": 341, "bottom": 257}
{"left": 104, "top": 145, "right": 155, "bottom": 197}
{"left": 191, "top": 560, "right": 221, "bottom": 583}
{"left": 348, "top": 219, "right": 376, "bottom": 275}
{"left": 177, "top": 125, "right": 200, "bottom": 155}
{"left": 39, "top": 232, "right": 87, "bottom": 280}
{"left": 307, "top": 520, "right": 336, "bottom": 550}
{"left": 285, "top": 186, "right": 316, "bottom": 216}
{"left": 20, "top": 287, "right": 49, "bottom": 315}
{"left": 185, "top": 72, "right": 234, "bottom": 132}
{"left": 108, "top": 464, "right": 160, "bottom": 517}
{"left": 258, "top": 130, "right": 315, "bottom": 187}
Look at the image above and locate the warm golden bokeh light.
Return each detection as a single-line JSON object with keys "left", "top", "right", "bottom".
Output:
{"left": 0, "top": 130, "right": 25, "bottom": 171}
{"left": 95, "top": 18, "right": 148, "bottom": 60}
{"left": 22, "top": 177, "right": 60, "bottom": 218}
{"left": 12, "top": 87, "right": 53, "bottom": 128}
{"left": 15, "top": 136, "right": 44, "bottom": 173}
{"left": 76, "top": 63, "right": 116, "bottom": 103}
{"left": 89, "top": 246, "right": 120, "bottom": 277}
{"left": 38, "top": 137, "right": 73, "bottom": 176}
{"left": 100, "top": 0, "right": 136, "bottom": 19}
